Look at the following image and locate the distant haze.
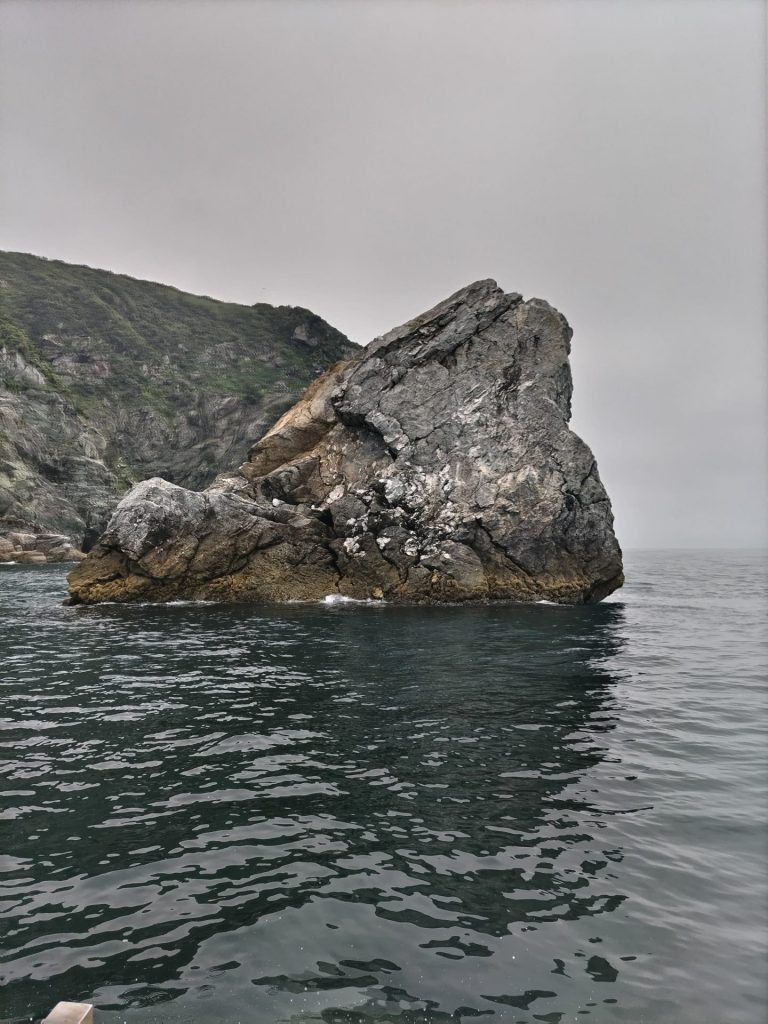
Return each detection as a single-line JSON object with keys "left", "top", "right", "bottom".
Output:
{"left": 1, "top": 0, "right": 765, "bottom": 548}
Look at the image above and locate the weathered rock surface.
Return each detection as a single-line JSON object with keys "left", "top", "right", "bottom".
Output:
{"left": 0, "top": 521, "right": 85, "bottom": 563}
{"left": 0, "top": 251, "right": 356, "bottom": 546}
{"left": 68, "top": 281, "right": 623, "bottom": 605}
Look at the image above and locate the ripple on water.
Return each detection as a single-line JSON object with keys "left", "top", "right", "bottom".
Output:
{"left": 0, "top": 553, "right": 766, "bottom": 1024}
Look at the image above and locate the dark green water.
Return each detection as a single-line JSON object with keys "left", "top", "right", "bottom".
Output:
{"left": 1, "top": 551, "right": 766, "bottom": 1023}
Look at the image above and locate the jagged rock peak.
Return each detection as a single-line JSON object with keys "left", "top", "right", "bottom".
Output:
{"left": 68, "top": 281, "right": 623, "bottom": 605}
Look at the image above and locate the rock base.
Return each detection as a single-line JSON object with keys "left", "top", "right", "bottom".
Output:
{"left": 0, "top": 527, "right": 86, "bottom": 565}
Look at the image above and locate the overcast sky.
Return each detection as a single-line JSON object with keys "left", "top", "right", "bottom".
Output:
{"left": 1, "top": 0, "right": 765, "bottom": 548}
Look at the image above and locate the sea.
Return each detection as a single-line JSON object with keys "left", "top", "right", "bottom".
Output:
{"left": 0, "top": 550, "right": 766, "bottom": 1024}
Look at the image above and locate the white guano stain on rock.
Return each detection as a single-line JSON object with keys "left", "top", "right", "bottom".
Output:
{"left": 69, "top": 280, "right": 623, "bottom": 606}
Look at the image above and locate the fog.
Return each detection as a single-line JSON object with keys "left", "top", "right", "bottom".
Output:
{"left": 2, "top": 0, "right": 765, "bottom": 547}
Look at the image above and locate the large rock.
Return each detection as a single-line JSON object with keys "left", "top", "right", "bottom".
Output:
{"left": 16, "top": 550, "right": 47, "bottom": 564}
{"left": 68, "top": 281, "right": 623, "bottom": 605}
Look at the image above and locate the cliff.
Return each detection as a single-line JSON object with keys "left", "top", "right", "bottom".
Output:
{"left": 0, "top": 251, "right": 356, "bottom": 546}
{"left": 68, "top": 280, "right": 623, "bottom": 605}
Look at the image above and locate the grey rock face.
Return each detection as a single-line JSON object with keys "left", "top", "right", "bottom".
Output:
{"left": 0, "top": 524, "right": 85, "bottom": 563}
{"left": 0, "top": 251, "right": 356, "bottom": 547}
{"left": 69, "top": 281, "right": 623, "bottom": 605}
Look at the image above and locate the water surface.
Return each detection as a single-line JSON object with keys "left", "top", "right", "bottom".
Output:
{"left": 1, "top": 551, "right": 766, "bottom": 1023}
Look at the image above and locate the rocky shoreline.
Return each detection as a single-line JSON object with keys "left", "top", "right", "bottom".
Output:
{"left": 0, "top": 250, "right": 356, "bottom": 545}
{"left": 0, "top": 524, "right": 85, "bottom": 564}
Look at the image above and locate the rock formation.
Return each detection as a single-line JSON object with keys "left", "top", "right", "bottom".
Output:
{"left": 0, "top": 523, "right": 85, "bottom": 564}
{"left": 0, "top": 251, "right": 355, "bottom": 545}
{"left": 68, "top": 280, "right": 623, "bottom": 605}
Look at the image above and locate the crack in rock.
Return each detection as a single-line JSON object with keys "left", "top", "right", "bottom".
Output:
{"left": 68, "top": 280, "right": 623, "bottom": 606}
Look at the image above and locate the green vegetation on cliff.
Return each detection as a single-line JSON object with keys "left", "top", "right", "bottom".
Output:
{"left": 0, "top": 251, "right": 353, "bottom": 412}
{"left": 0, "top": 251, "right": 356, "bottom": 543}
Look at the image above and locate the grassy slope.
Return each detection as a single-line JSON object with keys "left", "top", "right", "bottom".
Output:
{"left": 0, "top": 250, "right": 355, "bottom": 416}
{"left": 0, "top": 251, "right": 357, "bottom": 538}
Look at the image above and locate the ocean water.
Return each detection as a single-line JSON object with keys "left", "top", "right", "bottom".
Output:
{"left": 0, "top": 551, "right": 765, "bottom": 1024}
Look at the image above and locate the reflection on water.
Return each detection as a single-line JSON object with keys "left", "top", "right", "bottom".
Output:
{"left": 0, "top": 553, "right": 766, "bottom": 1024}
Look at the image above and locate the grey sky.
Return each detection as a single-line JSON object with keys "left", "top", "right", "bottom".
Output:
{"left": 1, "top": 0, "right": 765, "bottom": 548}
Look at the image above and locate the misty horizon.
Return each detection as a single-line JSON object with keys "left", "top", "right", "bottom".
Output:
{"left": 2, "top": 0, "right": 765, "bottom": 550}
